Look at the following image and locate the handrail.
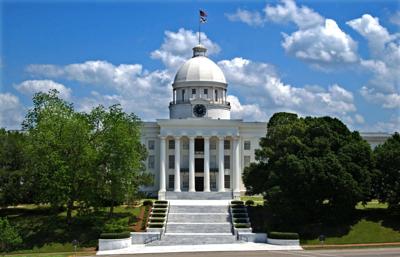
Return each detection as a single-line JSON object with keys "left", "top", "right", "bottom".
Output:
{"left": 163, "top": 201, "right": 170, "bottom": 236}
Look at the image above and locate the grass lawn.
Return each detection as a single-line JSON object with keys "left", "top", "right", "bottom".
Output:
{"left": 246, "top": 199, "right": 400, "bottom": 246}
{"left": 1, "top": 204, "right": 142, "bottom": 255}
{"left": 241, "top": 195, "right": 263, "bottom": 205}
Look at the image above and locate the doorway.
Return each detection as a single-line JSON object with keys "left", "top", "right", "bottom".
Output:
{"left": 195, "top": 176, "right": 204, "bottom": 191}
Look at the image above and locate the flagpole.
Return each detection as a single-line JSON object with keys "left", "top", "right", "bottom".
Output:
{"left": 198, "top": 12, "right": 201, "bottom": 44}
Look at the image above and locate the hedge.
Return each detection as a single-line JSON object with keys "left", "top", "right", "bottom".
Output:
{"left": 268, "top": 232, "right": 299, "bottom": 240}
{"left": 231, "top": 200, "right": 244, "bottom": 205}
{"left": 152, "top": 208, "right": 167, "bottom": 213}
{"left": 99, "top": 232, "right": 131, "bottom": 239}
{"left": 143, "top": 200, "right": 153, "bottom": 206}
{"left": 245, "top": 200, "right": 254, "bottom": 206}
{"left": 233, "top": 218, "right": 249, "bottom": 223}
{"left": 234, "top": 223, "right": 251, "bottom": 228}
{"left": 232, "top": 213, "right": 248, "bottom": 218}
{"left": 151, "top": 213, "right": 166, "bottom": 218}
{"left": 148, "top": 223, "right": 164, "bottom": 228}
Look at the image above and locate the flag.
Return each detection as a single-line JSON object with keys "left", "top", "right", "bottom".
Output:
{"left": 199, "top": 10, "right": 207, "bottom": 17}
{"left": 199, "top": 9, "right": 207, "bottom": 23}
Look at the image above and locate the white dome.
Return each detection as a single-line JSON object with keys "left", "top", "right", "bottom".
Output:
{"left": 174, "top": 56, "right": 226, "bottom": 84}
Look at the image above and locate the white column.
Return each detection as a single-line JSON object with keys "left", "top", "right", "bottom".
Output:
{"left": 233, "top": 137, "right": 240, "bottom": 197}
{"left": 189, "top": 136, "right": 195, "bottom": 192}
{"left": 218, "top": 136, "right": 225, "bottom": 192}
{"left": 159, "top": 136, "right": 166, "bottom": 200}
{"left": 174, "top": 136, "right": 181, "bottom": 192}
{"left": 204, "top": 136, "right": 211, "bottom": 192}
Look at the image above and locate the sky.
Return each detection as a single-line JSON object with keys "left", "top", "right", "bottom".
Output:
{"left": 0, "top": 0, "right": 399, "bottom": 133}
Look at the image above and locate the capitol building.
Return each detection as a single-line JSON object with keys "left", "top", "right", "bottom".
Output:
{"left": 140, "top": 44, "right": 390, "bottom": 200}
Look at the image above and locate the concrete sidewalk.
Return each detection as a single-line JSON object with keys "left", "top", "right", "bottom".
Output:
{"left": 96, "top": 243, "right": 302, "bottom": 255}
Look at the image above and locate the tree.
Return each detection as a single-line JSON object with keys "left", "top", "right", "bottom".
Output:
{"left": 0, "top": 217, "right": 22, "bottom": 252}
{"left": 243, "top": 112, "right": 374, "bottom": 225}
{"left": 23, "top": 90, "right": 95, "bottom": 223}
{"left": 374, "top": 132, "right": 400, "bottom": 209}
{"left": 0, "top": 129, "right": 31, "bottom": 207}
{"left": 88, "top": 105, "right": 150, "bottom": 216}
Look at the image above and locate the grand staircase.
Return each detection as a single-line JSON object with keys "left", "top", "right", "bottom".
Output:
{"left": 148, "top": 202, "right": 238, "bottom": 246}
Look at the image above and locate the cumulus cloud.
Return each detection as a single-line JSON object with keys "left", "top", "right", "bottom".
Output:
{"left": 225, "top": 9, "right": 265, "bottom": 27}
{"left": 14, "top": 80, "right": 72, "bottom": 99}
{"left": 150, "top": 28, "right": 220, "bottom": 70}
{"left": 0, "top": 93, "right": 24, "bottom": 129}
{"left": 226, "top": 0, "right": 358, "bottom": 67}
{"left": 347, "top": 14, "right": 400, "bottom": 109}
{"left": 390, "top": 11, "right": 400, "bottom": 26}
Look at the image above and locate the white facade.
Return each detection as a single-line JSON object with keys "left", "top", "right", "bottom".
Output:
{"left": 140, "top": 44, "right": 391, "bottom": 200}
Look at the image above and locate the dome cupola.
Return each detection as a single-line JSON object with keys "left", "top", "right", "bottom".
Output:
{"left": 169, "top": 45, "right": 231, "bottom": 120}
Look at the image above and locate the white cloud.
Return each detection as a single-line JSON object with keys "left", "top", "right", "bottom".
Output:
{"left": 225, "top": 9, "right": 265, "bottom": 27}
{"left": 282, "top": 19, "right": 358, "bottom": 64}
{"left": 360, "top": 86, "right": 400, "bottom": 109}
{"left": 264, "top": 0, "right": 324, "bottom": 29}
{"left": 227, "top": 95, "right": 266, "bottom": 121}
{"left": 363, "top": 115, "right": 400, "bottom": 133}
{"left": 150, "top": 28, "right": 220, "bottom": 70}
{"left": 14, "top": 80, "right": 72, "bottom": 100}
{"left": 0, "top": 93, "right": 24, "bottom": 129}
{"left": 390, "top": 11, "right": 400, "bottom": 26}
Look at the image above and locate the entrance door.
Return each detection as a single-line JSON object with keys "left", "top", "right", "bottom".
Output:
{"left": 195, "top": 177, "right": 204, "bottom": 192}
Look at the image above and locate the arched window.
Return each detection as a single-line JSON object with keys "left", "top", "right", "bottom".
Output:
{"left": 215, "top": 90, "right": 218, "bottom": 101}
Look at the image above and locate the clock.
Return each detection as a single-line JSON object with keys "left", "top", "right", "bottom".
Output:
{"left": 193, "top": 104, "right": 206, "bottom": 117}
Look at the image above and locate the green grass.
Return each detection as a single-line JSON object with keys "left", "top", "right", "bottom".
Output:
{"left": 356, "top": 200, "right": 388, "bottom": 210}
{"left": 241, "top": 195, "right": 263, "bottom": 205}
{"left": 302, "top": 219, "right": 400, "bottom": 245}
{"left": 1, "top": 204, "right": 141, "bottom": 255}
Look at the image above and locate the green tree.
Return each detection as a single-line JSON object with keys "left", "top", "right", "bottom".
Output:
{"left": 0, "top": 129, "right": 30, "bottom": 207}
{"left": 23, "top": 90, "right": 95, "bottom": 223}
{"left": 0, "top": 217, "right": 22, "bottom": 252}
{"left": 243, "top": 112, "right": 374, "bottom": 225}
{"left": 374, "top": 132, "right": 400, "bottom": 209}
{"left": 88, "top": 105, "right": 150, "bottom": 216}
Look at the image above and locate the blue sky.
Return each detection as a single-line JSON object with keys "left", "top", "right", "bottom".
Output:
{"left": 0, "top": 0, "right": 399, "bottom": 132}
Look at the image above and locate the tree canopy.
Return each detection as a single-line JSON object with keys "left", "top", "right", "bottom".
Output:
{"left": 243, "top": 112, "right": 374, "bottom": 225}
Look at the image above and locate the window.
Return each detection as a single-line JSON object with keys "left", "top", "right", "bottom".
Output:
{"left": 148, "top": 155, "right": 155, "bottom": 169}
{"left": 168, "top": 175, "right": 174, "bottom": 189}
{"left": 224, "top": 140, "right": 230, "bottom": 150}
{"left": 210, "top": 155, "right": 217, "bottom": 169}
{"left": 182, "top": 140, "right": 189, "bottom": 150}
{"left": 204, "top": 88, "right": 208, "bottom": 95}
{"left": 210, "top": 140, "right": 216, "bottom": 150}
{"left": 210, "top": 173, "right": 217, "bottom": 189}
{"left": 169, "top": 155, "right": 175, "bottom": 169}
{"left": 224, "top": 155, "right": 230, "bottom": 169}
{"left": 244, "top": 156, "right": 251, "bottom": 167}
{"left": 182, "top": 173, "right": 189, "bottom": 189}
{"left": 244, "top": 140, "right": 251, "bottom": 150}
{"left": 192, "top": 88, "right": 196, "bottom": 95}
{"left": 169, "top": 140, "right": 175, "bottom": 149}
{"left": 224, "top": 175, "right": 230, "bottom": 189}
{"left": 215, "top": 90, "right": 218, "bottom": 101}
{"left": 182, "top": 90, "right": 185, "bottom": 101}
{"left": 195, "top": 138, "right": 204, "bottom": 152}
{"left": 148, "top": 140, "right": 155, "bottom": 150}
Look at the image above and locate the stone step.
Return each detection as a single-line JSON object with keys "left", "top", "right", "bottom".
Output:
{"left": 169, "top": 205, "right": 229, "bottom": 213}
{"left": 166, "top": 223, "right": 233, "bottom": 233}
{"left": 165, "top": 191, "right": 233, "bottom": 200}
{"left": 147, "top": 234, "right": 238, "bottom": 246}
{"left": 168, "top": 213, "right": 231, "bottom": 223}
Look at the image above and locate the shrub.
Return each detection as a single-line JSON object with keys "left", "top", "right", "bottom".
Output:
{"left": 103, "top": 219, "right": 128, "bottom": 233}
{"left": 143, "top": 200, "right": 153, "bottom": 206}
{"left": 148, "top": 223, "right": 164, "bottom": 228}
{"left": 234, "top": 223, "right": 251, "bottom": 228}
{"left": 232, "top": 209, "right": 247, "bottom": 213}
{"left": 245, "top": 200, "right": 255, "bottom": 206}
{"left": 149, "top": 218, "right": 165, "bottom": 223}
{"left": 99, "top": 232, "right": 131, "bottom": 239}
{"left": 233, "top": 213, "right": 248, "bottom": 218}
{"left": 151, "top": 213, "right": 166, "bottom": 218}
{"left": 233, "top": 218, "right": 249, "bottom": 223}
{"left": 0, "top": 218, "right": 22, "bottom": 252}
{"left": 152, "top": 208, "right": 167, "bottom": 213}
{"left": 268, "top": 232, "right": 299, "bottom": 240}
{"left": 155, "top": 200, "right": 168, "bottom": 204}
{"left": 231, "top": 200, "right": 244, "bottom": 205}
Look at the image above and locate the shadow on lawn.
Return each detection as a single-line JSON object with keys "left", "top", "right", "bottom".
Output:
{"left": 247, "top": 205, "right": 400, "bottom": 241}
{"left": 0, "top": 206, "right": 138, "bottom": 250}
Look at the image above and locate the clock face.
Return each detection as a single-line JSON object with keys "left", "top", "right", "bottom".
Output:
{"left": 193, "top": 104, "right": 206, "bottom": 117}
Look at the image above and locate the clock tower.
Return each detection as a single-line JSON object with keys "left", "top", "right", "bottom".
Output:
{"left": 169, "top": 44, "right": 231, "bottom": 119}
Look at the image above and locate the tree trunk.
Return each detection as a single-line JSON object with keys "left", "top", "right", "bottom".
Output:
{"left": 66, "top": 199, "right": 74, "bottom": 224}
{"left": 109, "top": 201, "right": 114, "bottom": 218}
